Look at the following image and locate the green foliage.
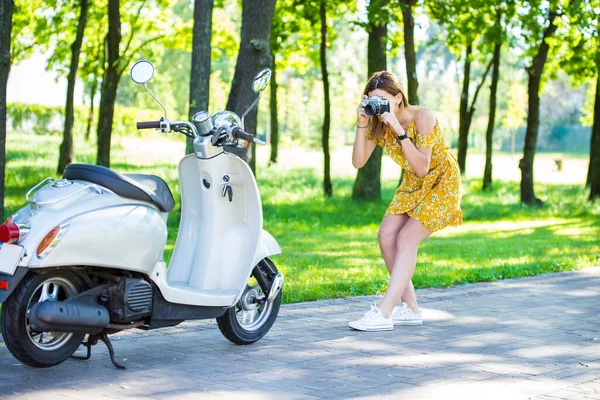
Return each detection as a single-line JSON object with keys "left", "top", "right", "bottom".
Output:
{"left": 515, "top": 0, "right": 574, "bottom": 81}
{"left": 11, "top": 1, "right": 39, "bottom": 63}
{"left": 6, "top": 103, "right": 159, "bottom": 138}
{"left": 7, "top": 103, "right": 66, "bottom": 135}
{"left": 426, "top": 0, "right": 491, "bottom": 54}
{"left": 557, "top": 0, "right": 599, "bottom": 84}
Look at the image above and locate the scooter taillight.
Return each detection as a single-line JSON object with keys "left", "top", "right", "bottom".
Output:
{"left": 0, "top": 223, "right": 20, "bottom": 244}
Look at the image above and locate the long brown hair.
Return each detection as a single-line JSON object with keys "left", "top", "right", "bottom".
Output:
{"left": 363, "top": 71, "right": 409, "bottom": 139}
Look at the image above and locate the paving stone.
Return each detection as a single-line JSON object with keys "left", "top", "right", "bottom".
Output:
{"left": 1, "top": 267, "right": 600, "bottom": 399}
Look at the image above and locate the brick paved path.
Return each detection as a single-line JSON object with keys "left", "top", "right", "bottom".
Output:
{"left": 1, "top": 268, "right": 600, "bottom": 399}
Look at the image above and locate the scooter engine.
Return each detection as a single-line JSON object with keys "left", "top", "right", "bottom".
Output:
{"left": 102, "top": 278, "right": 153, "bottom": 324}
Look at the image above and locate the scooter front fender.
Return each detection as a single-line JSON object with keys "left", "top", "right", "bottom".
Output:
{"left": 252, "top": 230, "right": 282, "bottom": 267}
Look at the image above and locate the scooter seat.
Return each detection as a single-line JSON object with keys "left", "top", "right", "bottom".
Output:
{"left": 63, "top": 164, "right": 175, "bottom": 212}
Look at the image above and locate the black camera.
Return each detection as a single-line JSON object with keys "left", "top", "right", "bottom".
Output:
{"left": 362, "top": 96, "right": 390, "bottom": 116}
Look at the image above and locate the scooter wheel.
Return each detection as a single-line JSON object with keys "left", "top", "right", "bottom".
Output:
{"left": 1, "top": 270, "right": 87, "bottom": 368}
{"left": 217, "top": 258, "right": 282, "bottom": 345}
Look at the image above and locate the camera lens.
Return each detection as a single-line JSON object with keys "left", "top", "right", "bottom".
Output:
{"left": 364, "top": 105, "right": 376, "bottom": 115}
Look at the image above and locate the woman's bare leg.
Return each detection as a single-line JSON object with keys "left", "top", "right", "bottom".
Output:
{"left": 378, "top": 214, "right": 419, "bottom": 310}
{"left": 377, "top": 218, "right": 432, "bottom": 317}
{"left": 378, "top": 214, "right": 409, "bottom": 273}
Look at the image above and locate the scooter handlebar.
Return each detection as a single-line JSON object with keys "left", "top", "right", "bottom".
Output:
{"left": 231, "top": 126, "right": 254, "bottom": 143}
{"left": 137, "top": 121, "right": 161, "bottom": 130}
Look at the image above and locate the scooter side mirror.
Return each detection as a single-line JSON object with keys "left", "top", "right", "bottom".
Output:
{"left": 130, "top": 60, "right": 168, "bottom": 118}
{"left": 130, "top": 60, "right": 155, "bottom": 85}
{"left": 240, "top": 68, "right": 272, "bottom": 130}
{"left": 252, "top": 68, "right": 272, "bottom": 94}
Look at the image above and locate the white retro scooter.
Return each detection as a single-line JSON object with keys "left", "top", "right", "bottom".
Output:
{"left": 0, "top": 61, "right": 284, "bottom": 369}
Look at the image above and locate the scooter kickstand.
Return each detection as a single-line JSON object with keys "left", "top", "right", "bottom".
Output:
{"left": 98, "top": 332, "right": 126, "bottom": 370}
{"left": 69, "top": 332, "right": 126, "bottom": 369}
{"left": 70, "top": 338, "right": 92, "bottom": 361}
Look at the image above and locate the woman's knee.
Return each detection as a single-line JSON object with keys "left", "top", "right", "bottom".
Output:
{"left": 378, "top": 225, "right": 397, "bottom": 249}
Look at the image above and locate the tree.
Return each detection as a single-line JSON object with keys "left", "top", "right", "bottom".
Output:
{"left": 96, "top": 0, "right": 122, "bottom": 168}
{"left": 482, "top": 39, "right": 501, "bottom": 191}
{"left": 285, "top": 0, "right": 353, "bottom": 195}
{"left": 352, "top": 0, "right": 389, "bottom": 200}
{"left": 225, "top": 0, "right": 277, "bottom": 171}
{"left": 82, "top": 35, "right": 104, "bottom": 142}
{"left": 80, "top": 4, "right": 107, "bottom": 142}
{"left": 588, "top": 78, "right": 599, "bottom": 189}
{"left": 96, "top": 0, "right": 169, "bottom": 167}
{"left": 319, "top": 0, "right": 332, "bottom": 197}
{"left": 268, "top": 0, "right": 303, "bottom": 165}
{"left": 557, "top": 0, "right": 599, "bottom": 199}
{"left": 0, "top": 0, "right": 13, "bottom": 220}
{"left": 517, "top": 1, "right": 563, "bottom": 205}
{"left": 57, "top": 0, "right": 90, "bottom": 174}
{"left": 482, "top": 2, "right": 516, "bottom": 191}
{"left": 268, "top": 56, "right": 279, "bottom": 164}
{"left": 399, "top": 0, "right": 419, "bottom": 105}
{"left": 591, "top": 71, "right": 600, "bottom": 200}
{"left": 187, "top": 0, "right": 214, "bottom": 155}
{"left": 457, "top": 43, "right": 492, "bottom": 174}
{"left": 427, "top": 0, "right": 494, "bottom": 175}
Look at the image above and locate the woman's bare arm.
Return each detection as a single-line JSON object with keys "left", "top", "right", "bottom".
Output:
{"left": 352, "top": 126, "right": 377, "bottom": 169}
{"left": 400, "top": 110, "right": 435, "bottom": 178}
{"left": 352, "top": 96, "right": 377, "bottom": 169}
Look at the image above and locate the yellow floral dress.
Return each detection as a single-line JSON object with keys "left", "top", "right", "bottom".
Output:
{"left": 365, "top": 112, "right": 463, "bottom": 232}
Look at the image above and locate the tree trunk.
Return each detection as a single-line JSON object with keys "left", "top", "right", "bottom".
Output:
{"left": 587, "top": 69, "right": 599, "bottom": 189}
{"left": 320, "top": 0, "right": 332, "bottom": 197}
{"left": 519, "top": 11, "right": 558, "bottom": 205}
{"left": 96, "top": 0, "right": 121, "bottom": 168}
{"left": 225, "top": 0, "right": 276, "bottom": 172}
{"left": 589, "top": 68, "right": 600, "bottom": 200}
{"left": 269, "top": 59, "right": 279, "bottom": 165}
{"left": 85, "top": 79, "right": 97, "bottom": 141}
{"left": 58, "top": 0, "right": 89, "bottom": 175}
{"left": 0, "top": 0, "right": 13, "bottom": 220}
{"left": 401, "top": 0, "right": 418, "bottom": 105}
{"left": 187, "top": 0, "right": 214, "bottom": 155}
{"left": 483, "top": 41, "right": 501, "bottom": 191}
{"left": 352, "top": 0, "right": 388, "bottom": 200}
{"left": 457, "top": 42, "right": 472, "bottom": 175}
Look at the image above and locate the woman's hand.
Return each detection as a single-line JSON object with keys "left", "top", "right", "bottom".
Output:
{"left": 357, "top": 95, "right": 369, "bottom": 125}
{"left": 380, "top": 111, "right": 404, "bottom": 135}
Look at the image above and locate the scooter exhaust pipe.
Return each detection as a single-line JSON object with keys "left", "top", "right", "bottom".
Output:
{"left": 28, "top": 300, "right": 110, "bottom": 334}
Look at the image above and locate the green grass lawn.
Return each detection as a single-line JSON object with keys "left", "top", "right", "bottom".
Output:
{"left": 4, "top": 133, "right": 600, "bottom": 304}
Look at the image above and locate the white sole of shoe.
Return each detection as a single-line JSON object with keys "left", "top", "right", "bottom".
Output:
{"left": 348, "top": 324, "right": 394, "bottom": 332}
{"left": 393, "top": 320, "right": 423, "bottom": 326}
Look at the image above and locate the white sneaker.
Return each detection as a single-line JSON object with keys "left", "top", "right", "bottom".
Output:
{"left": 392, "top": 303, "right": 423, "bottom": 326}
{"left": 348, "top": 305, "right": 394, "bottom": 332}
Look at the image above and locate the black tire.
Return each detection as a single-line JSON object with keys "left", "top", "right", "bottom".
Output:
{"left": 217, "top": 258, "right": 282, "bottom": 345}
{"left": 1, "top": 270, "right": 87, "bottom": 368}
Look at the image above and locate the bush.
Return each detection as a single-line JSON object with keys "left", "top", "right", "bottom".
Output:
{"left": 6, "top": 102, "right": 169, "bottom": 138}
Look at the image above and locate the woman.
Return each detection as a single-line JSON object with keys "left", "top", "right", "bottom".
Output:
{"left": 349, "top": 71, "right": 462, "bottom": 332}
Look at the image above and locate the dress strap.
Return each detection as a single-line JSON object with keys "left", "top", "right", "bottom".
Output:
{"left": 411, "top": 107, "right": 421, "bottom": 123}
